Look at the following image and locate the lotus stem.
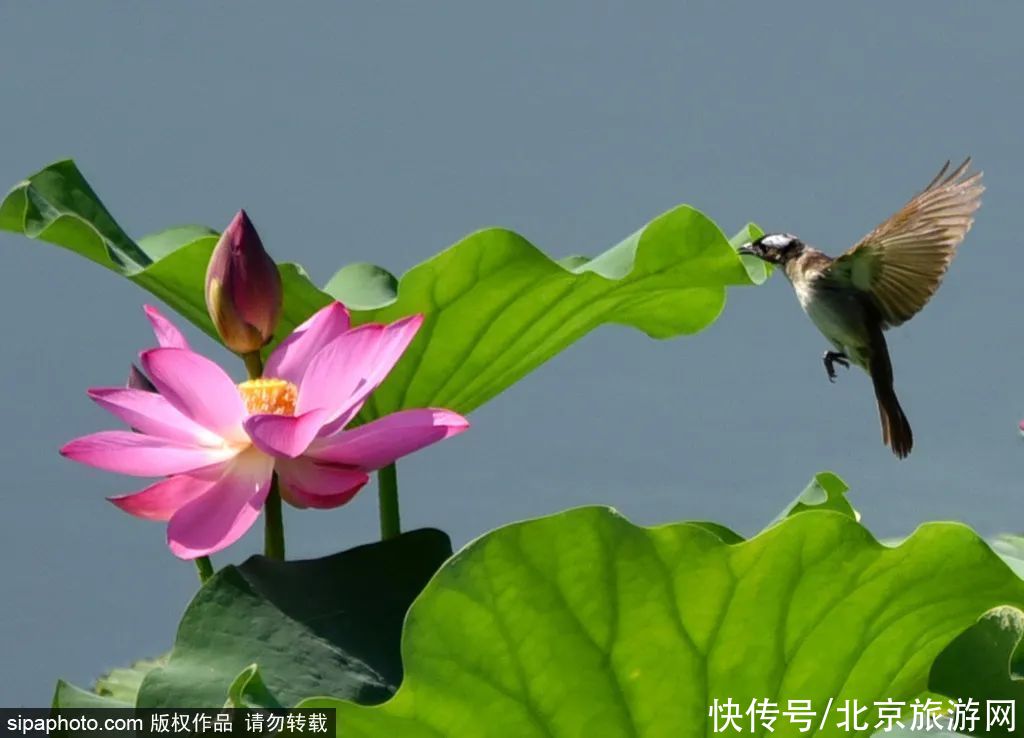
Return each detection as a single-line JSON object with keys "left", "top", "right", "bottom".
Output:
{"left": 264, "top": 474, "right": 285, "bottom": 561}
{"left": 378, "top": 463, "right": 401, "bottom": 540}
{"left": 194, "top": 556, "right": 214, "bottom": 584}
{"left": 243, "top": 350, "right": 264, "bottom": 380}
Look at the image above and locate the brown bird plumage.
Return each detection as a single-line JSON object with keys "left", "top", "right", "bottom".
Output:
{"left": 739, "top": 159, "right": 984, "bottom": 458}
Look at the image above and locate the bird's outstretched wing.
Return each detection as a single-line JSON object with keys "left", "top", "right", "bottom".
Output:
{"left": 825, "top": 158, "right": 984, "bottom": 328}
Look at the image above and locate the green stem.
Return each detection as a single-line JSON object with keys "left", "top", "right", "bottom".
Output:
{"left": 378, "top": 463, "right": 401, "bottom": 540}
{"left": 243, "top": 351, "right": 264, "bottom": 380}
{"left": 194, "top": 556, "right": 214, "bottom": 584}
{"left": 264, "top": 474, "right": 285, "bottom": 560}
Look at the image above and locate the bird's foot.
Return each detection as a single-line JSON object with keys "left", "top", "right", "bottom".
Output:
{"left": 823, "top": 351, "right": 850, "bottom": 383}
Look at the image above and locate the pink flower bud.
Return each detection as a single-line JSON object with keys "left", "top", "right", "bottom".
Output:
{"left": 205, "top": 210, "right": 283, "bottom": 354}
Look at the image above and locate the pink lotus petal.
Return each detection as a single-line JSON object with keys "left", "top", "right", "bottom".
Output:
{"left": 243, "top": 409, "right": 328, "bottom": 458}
{"left": 314, "top": 397, "right": 367, "bottom": 439}
{"left": 108, "top": 470, "right": 222, "bottom": 521}
{"left": 88, "top": 388, "right": 223, "bottom": 445}
{"left": 309, "top": 408, "right": 468, "bottom": 470}
{"left": 61, "top": 431, "right": 236, "bottom": 476}
{"left": 294, "top": 324, "right": 384, "bottom": 416}
{"left": 296, "top": 315, "right": 422, "bottom": 422}
{"left": 141, "top": 348, "right": 247, "bottom": 443}
{"left": 166, "top": 450, "right": 274, "bottom": 559}
{"left": 264, "top": 302, "right": 350, "bottom": 383}
{"left": 144, "top": 305, "right": 190, "bottom": 349}
{"left": 358, "top": 314, "right": 423, "bottom": 393}
{"left": 276, "top": 457, "right": 368, "bottom": 509}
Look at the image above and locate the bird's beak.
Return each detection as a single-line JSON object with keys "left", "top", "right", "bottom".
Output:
{"left": 737, "top": 243, "right": 756, "bottom": 256}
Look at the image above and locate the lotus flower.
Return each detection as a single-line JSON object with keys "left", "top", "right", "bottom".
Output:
{"left": 62, "top": 302, "right": 469, "bottom": 559}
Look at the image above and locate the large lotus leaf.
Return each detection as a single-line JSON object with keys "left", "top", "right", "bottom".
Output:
{"left": 342, "top": 215, "right": 764, "bottom": 419}
{"left": 928, "top": 607, "right": 1024, "bottom": 733}
{"left": 871, "top": 609, "right": 1024, "bottom": 738}
{"left": 873, "top": 609, "right": 1024, "bottom": 737}
{"left": 135, "top": 528, "right": 451, "bottom": 708}
{"left": 1, "top": 160, "right": 764, "bottom": 421}
{"left": 0, "top": 161, "right": 332, "bottom": 348}
{"left": 300, "top": 507, "right": 1024, "bottom": 738}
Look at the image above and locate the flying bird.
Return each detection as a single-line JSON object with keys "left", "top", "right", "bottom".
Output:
{"left": 738, "top": 159, "right": 984, "bottom": 458}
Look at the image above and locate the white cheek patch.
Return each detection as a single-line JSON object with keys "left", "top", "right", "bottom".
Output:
{"left": 762, "top": 234, "right": 794, "bottom": 248}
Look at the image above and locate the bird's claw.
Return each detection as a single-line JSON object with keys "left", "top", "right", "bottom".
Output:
{"left": 823, "top": 351, "right": 850, "bottom": 383}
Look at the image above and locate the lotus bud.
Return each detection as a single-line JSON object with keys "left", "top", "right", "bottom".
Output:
{"left": 205, "top": 210, "right": 283, "bottom": 354}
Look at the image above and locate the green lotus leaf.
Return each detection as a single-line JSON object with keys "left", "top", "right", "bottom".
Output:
{"left": 300, "top": 507, "right": 1024, "bottom": 738}
{"left": 2, "top": 160, "right": 764, "bottom": 421}
{"left": 225, "top": 665, "right": 282, "bottom": 709}
{"left": 871, "top": 723, "right": 967, "bottom": 738}
{"left": 52, "top": 681, "right": 130, "bottom": 709}
{"left": 774, "top": 470, "right": 859, "bottom": 524}
{"left": 691, "top": 471, "right": 856, "bottom": 546}
{"left": 51, "top": 656, "right": 165, "bottom": 708}
{"left": 94, "top": 655, "right": 167, "bottom": 704}
{"left": 135, "top": 528, "right": 451, "bottom": 708}
{"left": 928, "top": 607, "right": 1024, "bottom": 734}
{"left": 992, "top": 535, "right": 1024, "bottom": 580}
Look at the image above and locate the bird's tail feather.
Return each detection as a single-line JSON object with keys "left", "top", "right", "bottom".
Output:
{"left": 875, "top": 387, "right": 913, "bottom": 459}
{"left": 868, "top": 330, "right": 913, "bottom": 458}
